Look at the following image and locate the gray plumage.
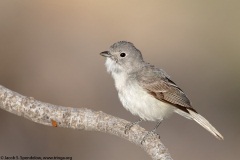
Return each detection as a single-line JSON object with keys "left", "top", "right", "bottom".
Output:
{"left": 100, "top": 41, "right": 223, "bottom": 140}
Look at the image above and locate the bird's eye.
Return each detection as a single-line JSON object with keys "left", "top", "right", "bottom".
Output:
{"left": 120, "top": 53, "right": 126, "bottom": 57}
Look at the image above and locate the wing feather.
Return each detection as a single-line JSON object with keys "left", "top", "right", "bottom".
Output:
{"left": 136, "top": 66, "right": 197, "bottom": 113}
{"left": 134, "top": 65, "right": 224, "bottom": 140}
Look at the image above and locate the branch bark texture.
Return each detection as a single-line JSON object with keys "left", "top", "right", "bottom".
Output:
{"left": 0, "top": 85, "right": 173, "bottom": 160}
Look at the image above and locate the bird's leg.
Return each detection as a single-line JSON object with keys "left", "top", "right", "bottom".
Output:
{"left": 141, "top": 120, "right": 162, "bottom": 144}
{"left": 125, "top": 118, "right": 143, "bottom": 134}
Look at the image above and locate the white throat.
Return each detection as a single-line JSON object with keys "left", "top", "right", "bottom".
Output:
{"left": 105, "top": 58, "right": 127, "bottom": 90}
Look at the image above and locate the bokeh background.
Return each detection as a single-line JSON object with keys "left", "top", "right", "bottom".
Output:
{"left": 0, "top": 0, "right": 239, "bottom": 159}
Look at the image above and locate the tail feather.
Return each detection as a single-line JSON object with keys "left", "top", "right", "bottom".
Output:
{"left": 187, "top": 109, "right": 224, "bottom": 140}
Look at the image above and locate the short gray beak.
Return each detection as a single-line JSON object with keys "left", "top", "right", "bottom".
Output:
{"left": 100, "top": 51, "right": 112, "bottom": 57}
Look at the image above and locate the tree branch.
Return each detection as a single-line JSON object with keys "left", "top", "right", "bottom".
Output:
{"left": 0, "top": 85, "right": 173, "bottom": 160}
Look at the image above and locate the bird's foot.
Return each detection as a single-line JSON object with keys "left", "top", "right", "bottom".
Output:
{"left": 141, "top": 129, "right": 160, "bottom": 145}
{"left": 124, "top": 119, "right": 143, "bottom": 134}
{"left": 125, "top": 123, "right": 134, "bottom": 134}
{"left": 141, "top": 120, "right": 162, "bottom": 144}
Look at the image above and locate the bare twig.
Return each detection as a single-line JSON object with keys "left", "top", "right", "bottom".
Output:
{"left": 0, "top": 85, "right": 173, "bottom": 160}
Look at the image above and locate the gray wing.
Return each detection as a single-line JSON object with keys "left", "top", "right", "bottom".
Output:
{"left": 136, "top": 65, "right": 197, "bottom": 113}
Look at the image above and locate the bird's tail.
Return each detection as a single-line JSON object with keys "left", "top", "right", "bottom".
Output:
{"left": 187, "top": 109, "right": 224, "bottom": 140}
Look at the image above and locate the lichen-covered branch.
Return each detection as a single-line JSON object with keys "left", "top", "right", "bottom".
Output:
{"left": 0, "top": 85, "right": 173, "bottom": 160}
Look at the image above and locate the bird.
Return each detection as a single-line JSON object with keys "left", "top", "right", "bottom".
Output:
{"left": 100, "top": 41, "right": 223, "bottom": 141}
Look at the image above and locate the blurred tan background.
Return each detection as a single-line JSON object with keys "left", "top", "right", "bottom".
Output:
{"left": 0, "top": 0, "right": 239, "bottom": 159}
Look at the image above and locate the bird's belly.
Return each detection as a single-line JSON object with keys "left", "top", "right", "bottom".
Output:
{"left": 118, "top": 84, "right": 174, "bottom": 121}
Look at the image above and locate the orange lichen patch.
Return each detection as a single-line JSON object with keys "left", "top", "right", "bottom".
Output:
{"left": 51, "top": 119, "right": 58, "bottom": 127}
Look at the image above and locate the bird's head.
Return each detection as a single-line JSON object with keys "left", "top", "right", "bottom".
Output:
{"left": 100, "top": 41, "right": 144, "bottom": 74}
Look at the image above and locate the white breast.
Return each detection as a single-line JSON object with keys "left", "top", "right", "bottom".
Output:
{"left": 105, "top": 58, "right": 174, "bottom": 121}
{"left": 112, "top": 72, "right": 174, "bottom": 121}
